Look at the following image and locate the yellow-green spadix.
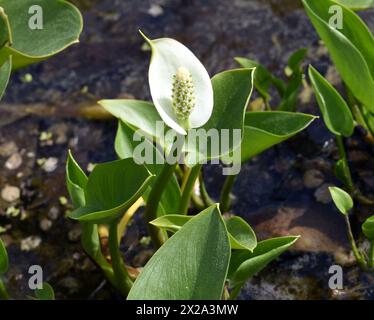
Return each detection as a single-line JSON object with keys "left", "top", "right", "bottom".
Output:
{"left": 141, "top": 32, "right": 214, "bottom": 135}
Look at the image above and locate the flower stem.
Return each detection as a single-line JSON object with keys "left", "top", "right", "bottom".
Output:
{"left": 108, "top": 222, "right": 133, "bottom": 297}
{"left": 0, "top": 278, "right": 9, "bottom": 300}
{"left": 179, "top": 164, "right": 202, "bottom": 214}
{"left": 143, "top": 162, "right": 177, "bottom": 248}
{"left": 220, "top": 174, "right": 238, "bottom": 213}
{"left": 343, "top": 215, "right": 367, "bottom": 271}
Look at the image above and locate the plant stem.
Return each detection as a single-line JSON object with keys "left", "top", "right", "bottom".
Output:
{"left": 228, "top": 285, "right": 241, "bottom": 300}
{"left": 108, "top": 222, "right": 133, "bottom": 297}
{"left": 344, "top": 215, "right": 367, "bottom": 271}
{"left": 190, "top": 192, "right": 205, "bottom": 210}
{"left": 199, "top": 172, "right": 215, "bottom": 207}
{"left": 369, "top": 241, "right": 374, "bottom": 269}
{"left": 220, "top": 174, "right": 238, "bottom": 213}
{"left": 0, "top": 278, "right": 9, "bottom": 300}
{"left": 179, "top": 164, "right": 202, "bottom": 214}
{"left": 143, "top": 162, "right": 177, "bottom": 248}
{"left": 335, "top": 135, "right": 354, "bottom": 193}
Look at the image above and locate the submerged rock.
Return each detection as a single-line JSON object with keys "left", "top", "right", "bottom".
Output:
{"left": 1, "top": 185, "right": 21, "bottom": 203}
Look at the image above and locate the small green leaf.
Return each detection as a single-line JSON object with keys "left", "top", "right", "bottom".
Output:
{"left": 151, "top": 214, "right": 257, "bottom": 251}
{"left": 287, "top": 48, "right": 307, "bottom": 72}
{"left": 66, "top": 150, "right": 87, "bottom": 208}
{"left": 228, "top": 236, "right": 299, "bottom": 288}
{"left": 0, "top": 0, "right": 83, "bottom": 69}
{"left": 308, "top": 65, "right": 354, "bottom": 137}
{"left": 128, "top": 205, "right": 231, "bottom": 300}
{"left": 237, "top": 111, "right": 316, "bottom": 162}
{"left": 302, "top": 0, "right": 374, "bottom": 111}
{"left": 69, "top": 159, "right": 154, "bottom": 224}
{"left": 328, "top": 186, "right": 353, "bottom": 215}
{"left": 0, "top": 238, "right": 8, "bottom": 275}
{"left": 335, "top": 0, "right": 374, "bottom": 10}
{"left": 362, "top": 216, "right": 374, "bottom": 241}
{"left": 35, "top": 282, "right": 55, "bottom": 300}
{"left": 0, "top": 55, "right": 11, "bottom": 101}
{"left": 226, "top": 216, "right": 257, "bottom": 252}
{"left": 150, "top": 214, "right": 191, "bottom": 232}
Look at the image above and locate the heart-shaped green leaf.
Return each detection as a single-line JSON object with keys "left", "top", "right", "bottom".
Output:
{"left": 329, "top": 186, "right": 353, "bottom": 216}
{"left": 69, "top": 159, "right": 154, "bottom": 224}
{"left": 35, "top": 282, "right": 55, "bottom": 300}
{"left": 151, "top": 214, "right": 257, "bottom": 251}
{"left": 309, "top": 65, "right": 354, "bottom": 137}
{"left": 0, "top": 238, "right": 8, "bottom": 275}
{"left": 228, "top": 236, "right": 299, "bottom": 288}
{"left": 0, "top": 0, "right": 83, "bottom": 69}
{"left": 302, "top": 0, "right": 374, "bottom": 111}
{"left": 115, "top": 120, "right": 181, "bottom": 215}
{"left": 362, "top": 216, "right": 374, "bottom": 241}
{"left": 128, "top": 205, "right": 230, "bottom": 300}
{"left": 185, "top": 68, "right": 254, "bottom": 164}
{"left": 0, "top": 55, "right": 11, "bottom": 101}
{"left": 335, "top": 0, "right": 374, "bottom": 10}
{"left": 237, "top": 111, "right": 316, "bottom": 163}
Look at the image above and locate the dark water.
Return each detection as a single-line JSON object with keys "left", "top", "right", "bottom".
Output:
{"left": 0, "top": 0, "right": 373, "bottom": 299}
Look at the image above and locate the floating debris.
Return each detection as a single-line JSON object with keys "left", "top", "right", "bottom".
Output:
{"left": 20, "top": 236, "right": 42, "bottom": 252}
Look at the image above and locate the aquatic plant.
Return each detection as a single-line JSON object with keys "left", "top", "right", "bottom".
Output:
{"left": 66, "top": 33, "right": 317, "bottom": 300}
{"left": 329, "top": 186, "right": 374, "bottom": 270}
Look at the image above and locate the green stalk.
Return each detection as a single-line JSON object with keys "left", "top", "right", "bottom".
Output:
{"left": 228, "top": 285, "right": 241, "bottom": 300}
{"left": 108, "top": 222, "right": 133, "bottom": 297}
{"left": 0, "top": 278, "right": 9, "bottom": 300}
{"left": 81, "top": 223, "right": 117, "bottom": 285}
{"left": 144, "top": 162, "right": 177, "bottom": 248}
{"left": 199, "top": 172, "right": 215, "bottom": 207}
{"left": 344, "top": 215, "right": 367, "bottom": 271}
{"left": 190, "top": 192, "right": 205, "bottom": 211}
{"left": 335, "top": 135, "right": 354, "bottom": 193}
{"left": 179, "top": 164, "right": 202, "bottom": 214}
{"left": 369, "top": 241, "right": 374, "bottom": 269}
{"left": 220, "top": 174, "right": 238, "bottom": 213}
{"left": 335, "top": 135, "right": 374, "bottom": 205}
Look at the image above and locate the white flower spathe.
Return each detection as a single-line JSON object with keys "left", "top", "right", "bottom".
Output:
{"left": 142, "top": 32, "right": 214, "bottom": 135}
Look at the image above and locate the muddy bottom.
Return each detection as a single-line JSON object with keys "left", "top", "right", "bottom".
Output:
{"left": 0, "top": 0, "right": 373, "bottom": 299}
